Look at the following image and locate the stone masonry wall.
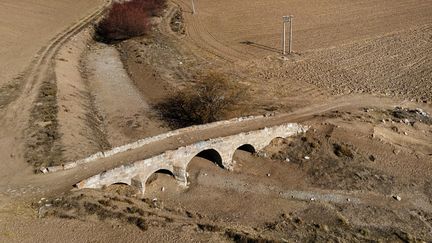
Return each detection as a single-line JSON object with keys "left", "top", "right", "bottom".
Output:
{"left": 76, "top": 122, "right": 308, "bottom": 194}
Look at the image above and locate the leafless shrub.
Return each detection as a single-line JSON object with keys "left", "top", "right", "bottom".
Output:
{"left": 95, "top": 0, "right": 167, "bottom": 43}
{"left": 156, "top": 73, "right": 244, "bottom": 128}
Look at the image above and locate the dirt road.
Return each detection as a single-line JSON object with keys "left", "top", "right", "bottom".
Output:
{"left": 0, "top": 0, "right": 105, "bottom": 86}
{"left": 0, "top": 0, "right": 109, "bottom": 229}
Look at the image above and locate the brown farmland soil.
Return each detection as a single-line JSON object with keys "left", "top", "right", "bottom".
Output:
{"left": 0, "top": 0, "right": 105, "bottom": 85}
{"left": 176, "top": 0, "right": 432, "bottom": 60}
{"left": 0, "top": 0, "right": 432, "bottom": 242}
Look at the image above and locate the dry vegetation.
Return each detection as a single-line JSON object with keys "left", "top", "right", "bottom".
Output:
{"left": 95, "top": 0, "right": 166, "bottom": 43}
{"left": 155, "top": 73, "right": 245, "bottom": 128}
{"left": 40, "top": 105, "right": 432, "bottom": 241}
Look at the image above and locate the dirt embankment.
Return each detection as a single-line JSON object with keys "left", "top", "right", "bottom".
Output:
{"left": 0, "top": 2, "right": 111, "bottom": 172}
{"left": 120, "top": 5, "right": 432, "bottom": 126}
{"left": 84, "top": 43, "right": 168, "bottom": 147}
{"left": 56, "top": 29, "right": 111, "bottom": 164}
{"left": 40, "top": 106, "right": 432, "bottom": 242}
{"left": 24, "top": 27, "right": 113, "bottom": 168}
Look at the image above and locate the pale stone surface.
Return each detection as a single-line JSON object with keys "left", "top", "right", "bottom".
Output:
{"left": 76, "top": 123, "right": 307, "bottom": 194}
{"left": 43, "top": 115, "right": 266, "bottom": 173}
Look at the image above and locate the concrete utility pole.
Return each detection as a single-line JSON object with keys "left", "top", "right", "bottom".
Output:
{"left": 282, "top": 15, "right": 294, "bottom": 55}
{"left": 191, "top": 0, "right": 196, "bottom": 14}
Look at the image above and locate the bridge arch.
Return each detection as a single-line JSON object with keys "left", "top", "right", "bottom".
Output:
{"left": 235, "top": 144, "right": 256, "bottom": 154}
{"left": 145, "top": 169, "right": 176, "bottom": 185}
{"left": 226, "top": 143, "right": 258, "bottom": 170}
{"left": 74, "top": 122, "right": 308, "bottom": 195}
{"left": 190, "top": 148, "right": 224, "bottom": 168}
{"left": 109, "top": 182, "right": 130, "bottom": 186}
{"left": 143, "top": 167, "right": 176, "bottom": 184}
{"left": 130, "top": 167, "right": 177, "bottom": 195}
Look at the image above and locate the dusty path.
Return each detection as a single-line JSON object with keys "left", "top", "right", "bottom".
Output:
{"left": 0, "top": 1, "right": 119, "bottom": 241}
{"left": 0, "top": 0, "right": 105, "bottom": 86}
{"left": 0, "top": 0, "right": 110, "bottom": 204}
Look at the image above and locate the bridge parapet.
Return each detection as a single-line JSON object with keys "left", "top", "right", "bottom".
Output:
{"left": 76, "top": 123, "right": 308, "bottom": 194}
{"left": 42, "top": 115, "right": 267, "bottom": 173}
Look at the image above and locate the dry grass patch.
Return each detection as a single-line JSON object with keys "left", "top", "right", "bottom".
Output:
{"left": 156, "top": 73, "right": 245, "bottom": 128}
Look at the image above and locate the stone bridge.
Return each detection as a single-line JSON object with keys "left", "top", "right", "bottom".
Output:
{"left": 76, "top": 123, "right": 307, "bottom": 194}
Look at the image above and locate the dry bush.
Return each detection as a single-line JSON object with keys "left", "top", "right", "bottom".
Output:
{"left": 156, "top": 73, "right": 244, "bottom": 128}
{"left": 142, "top": 0, "right": 167, "bottom": 16}
{"left": 95, "top": 0, "right": 166, "bottom": 43}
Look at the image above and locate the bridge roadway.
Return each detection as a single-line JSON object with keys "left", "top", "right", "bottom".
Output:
{"left": 42, "top": 96, "right": 372, "bottom": 194}
{"left": 1, "top": 95, "right": 393, "bottom": 197}
{"left": 74, "top": 121, "right": 307, "bottom": 194}
{"left": 38, "top": 113, "right": 313, "bottom": 194}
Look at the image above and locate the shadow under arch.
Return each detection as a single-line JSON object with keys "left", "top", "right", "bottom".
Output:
{"left": 107, "top": 182, "right": 131, "bottom": 187}
{"left": 146, "top": 169, "right": 176, "bottom": 185}
{"left": 111, "top": 182, "right": 130, "bottom": 185}
{"left": 235, "top": 144, "right": 256, "bottom": 154}
{"left": 191, "top": 149, "right": 224, "bottom": 168}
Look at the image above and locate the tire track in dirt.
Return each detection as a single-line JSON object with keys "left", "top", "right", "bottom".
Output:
{"left": 0, "top": 1, "right": 111, "bottom": 172}
{"left": 171, "top": 0, "right": 252, "bottom": 63}
{"left": 55, "top": 29, "right": 112, "bottom": 165}
{"left": 0, "top": 1, "right": 110, "bottom": 109}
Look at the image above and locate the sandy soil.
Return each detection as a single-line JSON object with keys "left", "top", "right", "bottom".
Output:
{"left": 0, "top": 0, "right": 105, "bottom": 86}
{"left": 85, "top": 43, "right": 168, "bottom": 147}
{"left": 54, "top": 29, "right": 111, "bottom": 164}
